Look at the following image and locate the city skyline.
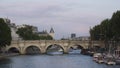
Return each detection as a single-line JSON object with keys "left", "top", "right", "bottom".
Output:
{"left": 0, "top": 0, "right": 120, "bottom": 39}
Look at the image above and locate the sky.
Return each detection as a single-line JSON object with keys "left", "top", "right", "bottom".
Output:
{"left": 0, "top": 0, "right": 120, "bottom": 39}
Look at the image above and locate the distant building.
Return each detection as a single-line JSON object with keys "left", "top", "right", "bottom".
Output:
{"left": 38, "top": 30, "right": 48, "bottom": 37}
{"left": 62, "top": 33, "right": 90, "bottom": 41}
{"left": 71, "top": 33, "right": 76, "bottom": 39}
{"left": 62, "top": 36, "right": 90, "bottom": 41}
{"left": 74, "top": 36, "right": 90, "bottom": 41}
{"left": 49, "top": 27, "right": 54, "bottom": 38}
{"left": 38, "top": 28, "right": 55, "bottom": 39}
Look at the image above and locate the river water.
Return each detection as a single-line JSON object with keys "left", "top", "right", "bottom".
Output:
{"left": 0, "top": 54, "right": 119, "bottom": 68}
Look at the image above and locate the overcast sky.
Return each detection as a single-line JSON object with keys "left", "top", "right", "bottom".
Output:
{"left": 0, "top": 0, "right": 120, "bottom": 39}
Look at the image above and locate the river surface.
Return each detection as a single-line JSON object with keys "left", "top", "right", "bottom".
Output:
{"left": 0, "top": 54, "right": 119, "bottom": 68}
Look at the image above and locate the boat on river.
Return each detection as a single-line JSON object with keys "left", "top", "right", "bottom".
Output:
{"left": 93, "top": 53, "right": 102, "bottom": 62}
{"left": 105, "top": 59, "right": 116, "bottom": 65}
{"left": 104, "top": 54, "right": 116, "bottom": 65}
{"left": 93, "top": 53, "right": 104, "bottom": 63}
{"left": 97, "top": 56, "right": 104, "bottom": 63}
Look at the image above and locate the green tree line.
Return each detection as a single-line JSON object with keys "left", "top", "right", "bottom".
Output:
{"left": 0, "top": 18, "right": 12, "bottom": 48}
{"left": 16, "top": 25, "right": 53, "bottom": 40}
{"left": 90, "top": 11, "right": 120, "bottom": 41}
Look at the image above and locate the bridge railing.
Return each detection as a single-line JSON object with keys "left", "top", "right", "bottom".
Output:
{"left": 11, "top": 40, "right": 104, "bottom": 46}
{"left": 11, "top": 40, "right": 102, "bottom": 43}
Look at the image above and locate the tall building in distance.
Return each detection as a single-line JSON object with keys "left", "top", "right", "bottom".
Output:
{"left": 49, "top": 27, "right": 55, "bottom": 38}
{"left": 71, "top": 33, "right": 76, "bottom": 39}
{"left": 70, "top": 33, "right": 90, "bottom": 41}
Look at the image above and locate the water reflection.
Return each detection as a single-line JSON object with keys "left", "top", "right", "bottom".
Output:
{"left": 0, "top": 55, "right": 120, "bottom": 68}
{"left": 47, "top": 51, "right": 63, "bottom": 55}
{"left": 0, "top": 58, "right": 12, "bottom": 68}
{"left": 69, "top": 50, "right": 81, "bottom": 54}
{"left": 0, "top": 58, "right": 12, "bottom": 64}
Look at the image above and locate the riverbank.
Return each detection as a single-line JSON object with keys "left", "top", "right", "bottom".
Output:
{"left": 0, "top": 53, "right": 20, "bottom": 59}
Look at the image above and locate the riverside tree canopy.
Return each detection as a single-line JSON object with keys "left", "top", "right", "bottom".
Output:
{"left": 16, "top": 25, "right": 53, "bottom": 40}
{"left": 0, "top": 18, "right": 12, "bottom": 47}
{"left": 90, "top": 10, "right": 120, "bottom": 41}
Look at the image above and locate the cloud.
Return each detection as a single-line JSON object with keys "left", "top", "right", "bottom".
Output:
{"left": 0, "top": 0, "right": 120, "bottom": 39}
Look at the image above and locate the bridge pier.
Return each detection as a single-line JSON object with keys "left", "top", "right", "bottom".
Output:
{"left": 63, "top": 48, "right": 69, "bottom": 54}
{"left": 20, "top": 52, "right": 25, "bottom": 55}
{"left": 19, "top": 50, "right": 26, "bottom": 55}
{"left": 40, "top": 49, "right": 46, "bottom": 54}
{"left": 63, "top": 52, "right": 68, "bottom": 54}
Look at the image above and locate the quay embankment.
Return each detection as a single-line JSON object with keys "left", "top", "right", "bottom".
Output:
{"left": 0, "top": 53, "right": 19, "bottom": 59}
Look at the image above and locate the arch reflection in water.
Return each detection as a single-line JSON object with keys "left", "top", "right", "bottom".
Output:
{"left": 69, "top": 45, "right": 83, "bottom": 54}
{"left": 46, "top": 44, "right": 64, "bottom": 55}
{"left": 25, "top": 46, "right": 41, "bottom": 55}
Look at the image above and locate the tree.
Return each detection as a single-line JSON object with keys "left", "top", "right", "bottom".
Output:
{"left": 37, "top": 35, "right": 53, "bottom": 40}
{"left": 46, "top": 35, "right": 53, "bottom": 40}
{"left": 16, "top": 25, "right": 40, "bottom": 40}
{"left": 110, "top": 11, "right": 120, "bottom": 41}
{"left": 90, "top": 10, "right": 120, "bottom": 41}
{"left": 100, "top": 19, "right": 112, "bottom": 40}
{"left": 0, "top": 18, "right": 12, "bottom": 48}
{"left": 89, "top": 10, "right": 120, "bottom": 52}
{"left": 90, "top": 25, "right": 101, "bottom": 40}
{"left": 16, "top": 25, "right": 53, "bottom": 40}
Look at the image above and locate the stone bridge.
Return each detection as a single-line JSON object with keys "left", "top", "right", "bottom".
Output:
{"left": 6, "top": 40, "right": 105, "bottom": 54}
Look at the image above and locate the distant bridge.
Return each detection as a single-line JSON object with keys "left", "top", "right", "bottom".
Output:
{"left": 6, "top": 40, "right": 105, "bottom": 54}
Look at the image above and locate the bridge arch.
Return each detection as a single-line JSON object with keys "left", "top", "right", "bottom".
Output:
{"left": 23, "top": 45, "right": 41, "bottom": 54}
{"left": 68, "top": 44, "right": 84, "bottom": 54}
{"left": 7, "top": 47, "right": 20, "bottom": 53}
{"left": 45, "top": 44, "right": 65, "bottom": 54}
{"left": 69, "top": 44, "right": 84, "bottom": 49}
